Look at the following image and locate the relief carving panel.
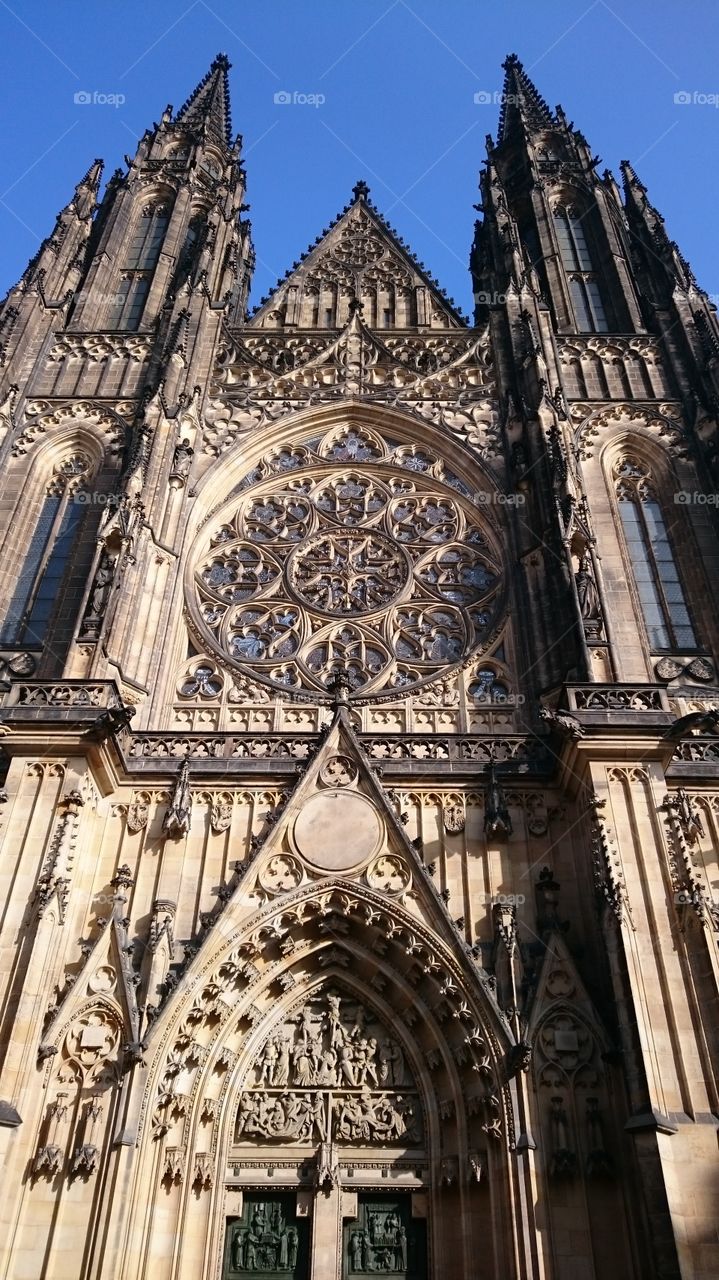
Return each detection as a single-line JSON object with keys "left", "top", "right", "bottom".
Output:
{"left": 233, "top": 994, "right": 422, "bottom": 1148}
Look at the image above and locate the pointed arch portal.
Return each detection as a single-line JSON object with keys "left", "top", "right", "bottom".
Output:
{"left": 119, "top": 869, "right": 519, "bottom": 1280}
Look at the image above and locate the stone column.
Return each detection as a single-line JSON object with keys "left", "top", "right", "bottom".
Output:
{"left": 309, "top": 1182, "right": 343, "bottom": 1280}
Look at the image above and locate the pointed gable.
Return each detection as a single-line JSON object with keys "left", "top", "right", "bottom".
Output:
{"left": 250, "top": 182, "right": 468, "bottom": 330}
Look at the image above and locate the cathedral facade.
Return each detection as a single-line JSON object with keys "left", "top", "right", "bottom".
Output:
{"left": 0, "top": 51, "right": 717, "bottom": 1280}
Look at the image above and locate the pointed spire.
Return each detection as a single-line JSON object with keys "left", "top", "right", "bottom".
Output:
{"left": 174, "top": 53, "right": 232, "bottom": 147}
{"left": 620, "top": 158, "right": 697, "bottom": 290}
{"left": 498, "top": 54, "right": 556, "bottom": 142}
{"left": 72, "top": 158, "right": 103, "bottom": 221}
{"left": 620, "top": 159, "right": 649, "bottom": 209}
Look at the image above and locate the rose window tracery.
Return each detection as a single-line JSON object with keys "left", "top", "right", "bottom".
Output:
{"left": 191, "top": 429, "right": 504, "bottom": 695}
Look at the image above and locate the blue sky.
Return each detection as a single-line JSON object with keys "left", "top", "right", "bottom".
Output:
{"left": 1, "top": 0, "right": 717, "bottom": 315}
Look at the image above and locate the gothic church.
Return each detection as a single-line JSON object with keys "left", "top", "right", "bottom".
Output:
{"left": 0, "top": 52, "right": 717, "bottom": 1280}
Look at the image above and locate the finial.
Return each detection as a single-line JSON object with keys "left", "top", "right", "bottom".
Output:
{"left": 351, "top": 179, "right": 370, "bottom": 201}
{"left": 327, "top": 669, "right": 352, "bottom": 705}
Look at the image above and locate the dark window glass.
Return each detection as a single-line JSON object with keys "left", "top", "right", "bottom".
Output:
{"left": 0, "top": 485, "right": 88, "bottom": 646}
{"left": 618, "top": 487, "right": 697, "bottom": 650}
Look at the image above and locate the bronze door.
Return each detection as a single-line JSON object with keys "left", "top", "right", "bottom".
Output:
{"left": 223, "top": 1195, "right": 309, "bottom": 1278}
{"left": 343, "top": 1195, "right": 427, "bottom": 1278}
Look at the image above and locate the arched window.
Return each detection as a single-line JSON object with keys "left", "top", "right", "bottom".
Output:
{"left": 126, "top": 204, "right": 170, "bottom": 269}
{"left": 107, "top": 275, "right": 150, "bottom": 331}
{"left": 108, "top": 202, "right": 171, "bottom": 330}
{"left": 614, "top": 459, "right": 696, "bottom": 650}
{"left": 0, "top": 455, "right": 92, "bottom": 646}
{"left": 554, "top": 206, "right": 608, "bottom": 332}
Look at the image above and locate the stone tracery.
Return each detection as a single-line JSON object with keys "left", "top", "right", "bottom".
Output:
{"left": 192, "top": 426, "right": 503, "bottom": 695}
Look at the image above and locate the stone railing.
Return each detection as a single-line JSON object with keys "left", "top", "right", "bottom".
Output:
{"left": 564, "top": 685, "right": 670, "bottom": 713}
{"left": 2, "top": 681, "right": 123, "bottom": 710}
{"left": 123, "top": 731, "right": 547, "bottom": 775}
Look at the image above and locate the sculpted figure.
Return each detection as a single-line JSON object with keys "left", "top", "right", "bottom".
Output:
{"left": 339, "top": 1042, "right": 357, "bottom": 1086}
{"left": 293, "top": 1043, "right": 313, "bottom": 1086}
{"left": 258, "top": 1037, "right": 278, "bottom": 1085}
{"left": 287, "top": 1228, "right": 298, "bottom": 1268}
{"left": 273, "top": 1037, "right": 291, "bottom": 1086}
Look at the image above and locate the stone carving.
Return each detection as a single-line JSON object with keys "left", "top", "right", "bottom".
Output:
{"left": 0, "top": 650, "right": 36, "bottom": 690}
{"left": 574, "top": 553, "right": 603, "bottom": 641}
{"left": 442, "top": 802, "right": 465, "bottom": 834}
{"left": 315, "top": 1140, "right": 340, "bottom": 1189}
{"left": 548, "top": 1096, "right": 576, "bottom": 1178}
{"left": 366, "top": 855, "right": 411, "bottom": 895}
{"left": 33, "top": 1093, "right": 70, "bottom": 1176}
{"left": 319, "top": 754, "right": 358, "bottom": 787}
{"left": 178, "top": 661, "right": 223, "bottom": 699}
{"left": 289, "top": 531, "right": 408, "bottom": 615}
{"left": 191, "top": 449, "right": 502, "bottom": 697}
{"left": 127, "top": 793, "right": 151, "bottom": 833}
{"left": 210, "top": 795, "right": 233, "bottom": 833}
{"left": 258, "top": 854, "right": 304, "bottom": 893}
{"left": 192, "top": 1151, "right": 213, "bottom": 1189}
{"left": 665, "top": 788, "right": 705, "bottom": 844}
{"left": 235, "top": 994, "right": 421, "bottom": 1146}
{"left": 655, "top": 657, "right": 683, "bottom": 681}
{"left": 79, "top": 549, "right": 118, "bottom": 640}
{"left": 163, "top": 761, "right": 192, "bottom": 837}
{"left": 169, "top": 438, "right": 193, "bottom": 487}
{"left": 484, "top": 762, "right": 512, "bottom": 840}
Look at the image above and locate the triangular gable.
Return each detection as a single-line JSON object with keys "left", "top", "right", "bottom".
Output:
{"left": 39, "top": 880, "right": 141, "bottom": 1061}
{"left": 143, "top": 704, "right": 513, "bottom": 1059}
{"left": 249, "top": 185, "right": 468, "bottom": 329}
{"left": 194, "top": 705, "right": 479, "bottom": 952}
{"left": 526, "top": 931, "right": 612, "bottom": 1059}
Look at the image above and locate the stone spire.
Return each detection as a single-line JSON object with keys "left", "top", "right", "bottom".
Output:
{"left": 174, "top": 52, "right": 232, "bottom": 147}
{"left": 497, "top": 53, "right": 556, "bottom": 142}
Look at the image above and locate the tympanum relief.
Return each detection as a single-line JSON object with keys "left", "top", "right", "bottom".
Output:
{"left": 234, "top": 994, "right": 422, "bottom": 1148}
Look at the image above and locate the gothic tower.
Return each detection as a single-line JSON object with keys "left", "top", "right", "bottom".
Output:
{"left": 0, "top": 52, "right": 716, "bottom": 1280}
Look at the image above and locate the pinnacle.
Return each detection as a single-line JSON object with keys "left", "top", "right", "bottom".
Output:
{"left": 498, "top": 53, "right": 556, "bottom": 142}
{"left": 174, "top": 52, "right": 233, "bottom": 147}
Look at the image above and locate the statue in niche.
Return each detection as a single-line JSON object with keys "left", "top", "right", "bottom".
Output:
{"left": 575, "top": 552, "right": 602, "bottom": 639}
{"left": 80, "top": 550, "right": 117, "bottom": 638}
{"left": 170, "top": 437, "right": 194, "bottom": 486}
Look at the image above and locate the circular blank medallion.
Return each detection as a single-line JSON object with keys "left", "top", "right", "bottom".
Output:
{"left": 293, "top": 790, "right": 382, "bottom": 872}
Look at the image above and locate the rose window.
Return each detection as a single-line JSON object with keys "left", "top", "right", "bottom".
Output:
{"left": 191, "top": 437, "right": 503, "bottom": 695}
